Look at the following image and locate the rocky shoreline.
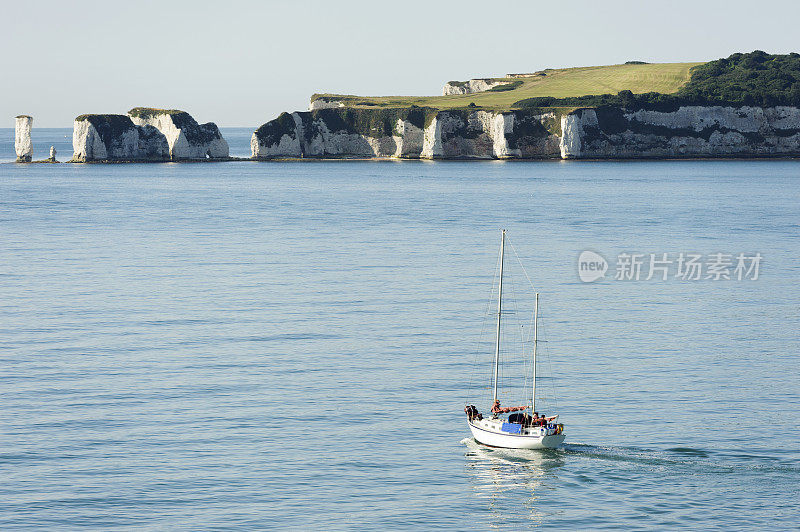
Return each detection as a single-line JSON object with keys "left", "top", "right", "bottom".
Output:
{"left": 11, "top": 52, "right": 800, "bottom": 163}
{"left": 13, "top": 103, "right": 800, "bottom": 164}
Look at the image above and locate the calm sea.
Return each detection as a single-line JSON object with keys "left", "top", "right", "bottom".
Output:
{"left": 1, "top": 129, "right": 799, "bottom": 530}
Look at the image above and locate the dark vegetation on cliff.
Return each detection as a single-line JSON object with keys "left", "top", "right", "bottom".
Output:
{"left": 680, "top": 51, "right": 800, "bottom": 106}
{"left": 128, "top": 107, "right": 184, "bottom": 118}
{"left": 254, "top": 112, "right": 298, "bottom": 144}
{"left": 505, "top": 112, "right": 556, "bottom": 149}
{"left": 172, "top": 115, "right": 221, "bottom": 145}
{"left": 581, "top": 106, "right": 799, "bottom": 143}
{"left": 515, "top": 51, "right": 800, "bottom": 111}
{"left": 74, "top": 114, "right": 170, "bottom": 159}
{"left": 254, "top": 107, "right": 561, "bottom": 150}
{"left": 488, "top": 80, "right": 523, "bottom": 92}
{"left": 254, "top": 107, "right": 442, "bottom": 143}
{"left": 75, "top": 114, "right": 137, "bottom": 146}
{"left": 312, "top": 107, "right": 435, "bottom": 138}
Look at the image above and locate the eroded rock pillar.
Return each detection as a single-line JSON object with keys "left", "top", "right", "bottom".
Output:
{"left": 15, "top": 115, "right": 32, "bottom": 162}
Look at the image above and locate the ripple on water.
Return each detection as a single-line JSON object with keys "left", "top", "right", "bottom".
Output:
{"left": 1, "top": 159, "right": 799, "bottom": 529}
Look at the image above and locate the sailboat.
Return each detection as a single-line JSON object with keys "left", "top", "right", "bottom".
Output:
{"left": 464, "top": 230, "right": 565, "bottom": 449}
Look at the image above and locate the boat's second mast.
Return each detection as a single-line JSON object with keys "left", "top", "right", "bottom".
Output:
{"left": 492, "top": 229, "right": 505, "bottom": 406}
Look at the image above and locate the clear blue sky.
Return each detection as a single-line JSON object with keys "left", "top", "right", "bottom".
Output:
{"left": 3, "top": 0, "right": 800, "bottom": 127}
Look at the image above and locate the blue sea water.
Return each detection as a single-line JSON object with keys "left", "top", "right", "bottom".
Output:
{"left": 1, "top": 129, "right": 799, "bottom": 530}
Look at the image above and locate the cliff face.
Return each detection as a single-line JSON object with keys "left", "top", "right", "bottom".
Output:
{"left": 72, "top": 115, "right": 169, "bottom": 161}
{"left": 252, "top": 101, "right": 800, "bottom": 161}
{"left": 14, "top": 115, "right": 32, "bottom": 162}
{"left": 72, "top": 109, "right": 229, "bottom": 161}
{"left": 128, "top": 108, "right": 229, "bottom": 159}
{"left": 442, "top": 79, "right": 505, "bottom": 95}
{"left": 309, "top": 98, "right": 346, "bottom": 111}
{"left": 251, "top": 108, "right": 561, "bottom": 160}
{"left": 560, "top": 105, "right": 800, "bottom": 158}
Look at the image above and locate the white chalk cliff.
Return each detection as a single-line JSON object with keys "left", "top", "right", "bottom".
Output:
{"left": 309, "top": 98, "right": 346, "bottom": 111}
{"left": 128, "top": 108, "right": 229, "bottom": 159}
{"left": 559, "top": 113, "right": 588, "bottom": 159}
{"left": 251, "top": 108, "right": 561, "bottom": 160}
{"left": 253, "top": 104, "right": 800, "bottom": 160}
{"left": 442, "top": 79, "right": 506, "bottom": 95}
{"left": 72, "top": 109, "right": 230, "bottom": 161}
{"left": 72, "top": 115, "right": 169, "bottom": 162}
{"left": 15, "top": 115, "right": 32, "bottom": 162}
{"left": 559, "top": 105, "right": 800, "bottom": 158}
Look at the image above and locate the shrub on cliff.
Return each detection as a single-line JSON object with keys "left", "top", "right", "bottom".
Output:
{"left": 514, "top": 51, "right": 800, "bottom": 110}
{"left": 487, "top": 80, "right": 523, "bottom": 92}
{"left": 309, "top": 107, "right": 438, "bottom": 138}
{"left": 679, "top": 51, "right": 800, "bottom": 106}
{"left": 128, "top": 107, "right": 184, "bottom": 119}
{"left": 75, "top": 114, "right": 137, "bottom": 146}
{"left": 254, "top": 112, "right": 298, "bottom": 144}
{"left": 168, "top": 112, "right": 221, "bottom": 144}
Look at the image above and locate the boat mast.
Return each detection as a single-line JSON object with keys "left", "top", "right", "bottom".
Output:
{"left": 532, "top": 292, "right": 539, "bottom": 412}
{"left": 492, "top": 229, "right": 505, "bottom": 406}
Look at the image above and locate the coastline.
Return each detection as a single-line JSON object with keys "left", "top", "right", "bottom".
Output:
{"left": 5, "top": 155, "right": 800, "bottom": 165}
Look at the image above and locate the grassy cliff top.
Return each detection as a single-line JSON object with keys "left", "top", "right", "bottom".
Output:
{"left": 313, "top": 62, "right": 702, "bottom": 111}
{"left": 75, "top": 113, "right": 131, "bottom": 123}
{"left": 128, "top": 107, "right": 186, "bottom": 118}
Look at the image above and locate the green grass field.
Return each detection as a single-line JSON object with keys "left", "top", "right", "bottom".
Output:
{"left": 315, "top": 62, "right": 704, "bottom": 110}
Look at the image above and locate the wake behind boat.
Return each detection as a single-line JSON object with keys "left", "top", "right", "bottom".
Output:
{"left": 464, "top": 230, "right": 565, "bottom": 450}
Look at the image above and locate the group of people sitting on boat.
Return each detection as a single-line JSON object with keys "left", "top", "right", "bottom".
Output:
{"left": 464, "top": 401, "right": 556, "bottom": 427}
{"left": 508, "top": 411, "right": 556, "bottom": 428}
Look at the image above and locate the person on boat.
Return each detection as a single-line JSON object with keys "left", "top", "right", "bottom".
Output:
{"left": 464, "top": 405, "right": 482, "bottom": 421}
{"left": 509, "top": 412, "right": 534, "bottom": 426}
{"left": 491, "top": 399, "right": 527, "bottom": 415}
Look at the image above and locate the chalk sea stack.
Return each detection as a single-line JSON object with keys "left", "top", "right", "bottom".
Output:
{"left": 71, "top": 108, "right": 228, "bottom": 162}
{"left": 14, "top": 115, "right": 32, "bottom": 162}
{"left": 71, "top": 115, "right": 169, "bottom": 162}
{"left": 128, "top": 108, "right": 229, "bottom": 160}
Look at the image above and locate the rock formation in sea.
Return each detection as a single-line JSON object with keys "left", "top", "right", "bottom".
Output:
{"left": 127, "top": 108, "right": 229, "bottom": 159}
{"left": 15, "top": 115, "right": 32, "bottom": 162}
{"left": 71, "top": 114, "right": 169, "bottom": 162}
{"left": 71, "top": 109, "right": 228, "bottom": 162}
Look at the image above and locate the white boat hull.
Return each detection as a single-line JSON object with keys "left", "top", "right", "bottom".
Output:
{"left": 468, "top": 420, "right": 565, "bottom": 450}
